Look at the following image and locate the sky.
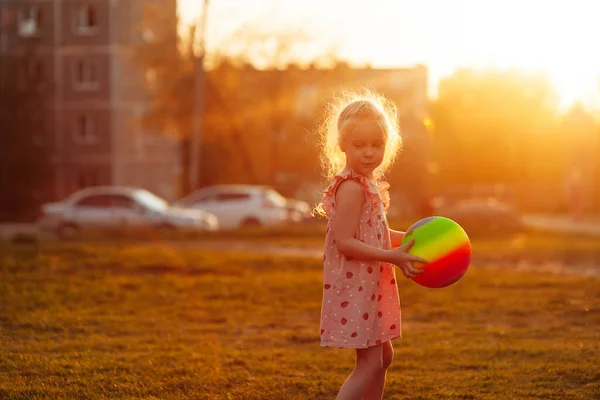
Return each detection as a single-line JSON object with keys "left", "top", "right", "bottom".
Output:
{"left": 178, "top": 0, "right": 600, "bottom": 108}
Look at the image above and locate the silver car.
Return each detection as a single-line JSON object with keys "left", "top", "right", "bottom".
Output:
{"left": 175, "top": 185, "right": 289, "bottom": 230}
{"left": 38, "top": 186, "right": 219, "bottom": 238}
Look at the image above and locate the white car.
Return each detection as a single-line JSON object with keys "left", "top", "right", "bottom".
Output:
{"left": 175, "top": 185, "right": 289, "bottom": 230}
{"left": 285, "top": 198, "right": 312, "bottom": 223}
{"left": 38, "top": 186, "right": 219, "bottom": 238}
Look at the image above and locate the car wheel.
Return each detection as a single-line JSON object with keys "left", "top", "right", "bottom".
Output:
{"left": 241, "top": 217, "right": 261, "bottom": 228}
{"left": 57, "top": 223, "right": 79, "bottom": 239}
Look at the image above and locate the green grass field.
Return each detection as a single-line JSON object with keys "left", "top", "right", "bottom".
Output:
{"left": 1, "top": 242, "right": 599, "bottom": 399}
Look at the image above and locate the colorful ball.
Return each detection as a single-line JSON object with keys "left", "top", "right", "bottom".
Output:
{"left": 400, "top": 216, "right": 471, "bottom": 288}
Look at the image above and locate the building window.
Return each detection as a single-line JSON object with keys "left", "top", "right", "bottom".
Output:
{"left": 27, "top": 60, "right": 44, "bottom": 84}
{"left": 31, "top": 60, "right": 44, "bottom": 80}
{"left": 74, "top": 5, "right": 98, "bottom": 35}
{"left": 73, "top": 59, "right": 98, "bottom": 90}
{"left": 18, "top": 60, "right": 44, "bottom": 89}
{"left": 18, "top": 6, "right": 42, "bottom": 37}
{"left": 73, "top": 114, "right": 97, "bottom": 145}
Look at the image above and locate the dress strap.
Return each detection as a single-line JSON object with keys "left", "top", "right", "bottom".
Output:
{"left": 319, "top": 169, "right": 390, "bottom": 218}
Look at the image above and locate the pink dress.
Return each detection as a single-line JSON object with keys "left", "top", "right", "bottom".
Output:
{"left": 319, "top": 169, "right": 401, "bottom": 349}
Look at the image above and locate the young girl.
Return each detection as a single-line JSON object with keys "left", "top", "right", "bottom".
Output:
{"left": 315, "top": 90, "right": 427, "bottom": 400}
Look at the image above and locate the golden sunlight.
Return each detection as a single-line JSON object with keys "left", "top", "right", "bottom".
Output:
{"left": 178, "top": 0, "right": 600, "bottom": 108}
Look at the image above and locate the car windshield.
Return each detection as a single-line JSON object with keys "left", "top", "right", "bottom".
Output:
{"left": 134, "top": 190, "right": 170, "bottom": 211}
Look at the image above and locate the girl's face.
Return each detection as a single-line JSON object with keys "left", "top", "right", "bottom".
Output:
{"left": 341, "top": 121, "right": 386, "bottom": 178}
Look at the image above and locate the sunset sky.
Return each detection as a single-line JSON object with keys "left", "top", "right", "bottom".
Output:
{"left": 178, "top": 0, "right": 600, "bottom": 109}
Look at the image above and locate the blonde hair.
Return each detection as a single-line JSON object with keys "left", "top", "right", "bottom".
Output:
{"left": 319, "top": 88, "right": 402, "bottom": 181}
{"left": 313, "top": 89, "right": 402, "bottom": 216}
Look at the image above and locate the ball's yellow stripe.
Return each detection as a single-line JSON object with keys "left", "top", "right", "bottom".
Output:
{"left": 409, "top": 226, "right": 469, "bottom": 262}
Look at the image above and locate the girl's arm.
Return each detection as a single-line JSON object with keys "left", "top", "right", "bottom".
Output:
{"left": 333, "top": 179, "right": 393, "bottom": 262}
{"left": 333, "top": 179, "right": 426, "bottom": 278}
{"left": 388, "top": 229, "right": 405, "bottom": 248}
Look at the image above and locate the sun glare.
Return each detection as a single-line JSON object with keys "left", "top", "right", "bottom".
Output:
{"left": 178, "top": 0, "right": 600, "bottom": 110}
{"left": 178, "top": 0, "right": 202, "bottom": 27}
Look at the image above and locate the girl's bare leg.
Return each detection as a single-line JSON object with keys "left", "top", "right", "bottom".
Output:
{"left": 362, "top": 341, "right": 394, "bottom": 400}
{"left": 336, "top": 344, "right": 384, "bottom": 400}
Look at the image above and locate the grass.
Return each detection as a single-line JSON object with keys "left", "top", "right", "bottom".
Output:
{"left": 1, "top": 242, "right": 599, "bottom": 399}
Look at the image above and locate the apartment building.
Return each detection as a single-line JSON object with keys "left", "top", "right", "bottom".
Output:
{"left": 0, "top": 0, "right": 181, "bottom": 202}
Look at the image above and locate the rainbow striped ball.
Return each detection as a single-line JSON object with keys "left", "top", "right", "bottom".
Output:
{"left": 400, "top": 216, "right": 471, "bottom": 288}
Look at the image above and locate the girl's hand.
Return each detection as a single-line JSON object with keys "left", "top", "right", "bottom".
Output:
{"left": 386, "top": 239, "right": 427, "bottom": 279}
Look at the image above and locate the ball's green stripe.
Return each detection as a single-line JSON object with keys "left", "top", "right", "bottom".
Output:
{"left": 402, "top": 217, "right": 469, "bottom": 262}
{"left": 404, "top": 217, "right": 455, "bottom": 241}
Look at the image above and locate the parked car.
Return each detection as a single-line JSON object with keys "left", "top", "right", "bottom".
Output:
{"left": 436, "top": 198, "right": 524, "bottom": 236}
{"left": 38, "top": 186, "right": 219, "bottom": 238}
{"left": 285, "top": 198, "right": 312, "bottom": 223}
{"left": 175, "top": 185, "right": 291, "bottom": 230}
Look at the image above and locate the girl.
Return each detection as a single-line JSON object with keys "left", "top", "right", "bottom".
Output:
{"left": 315, "top": 90, "right": 427, "bottom": 400}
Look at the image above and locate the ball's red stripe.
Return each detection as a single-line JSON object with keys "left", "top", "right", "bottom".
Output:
{"left": 412, "top": 242, "right": 472, "bottom": 288}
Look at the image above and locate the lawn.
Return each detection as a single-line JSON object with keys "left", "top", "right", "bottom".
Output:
{"left": 1, "top": 242, "right": 599, "bottom": 399}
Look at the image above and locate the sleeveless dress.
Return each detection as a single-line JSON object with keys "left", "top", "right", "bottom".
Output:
{"left": 319, "top": 169, "right": 402, "bottom": 349}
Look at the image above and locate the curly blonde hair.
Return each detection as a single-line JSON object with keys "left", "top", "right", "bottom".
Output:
{"left": 313, "top": 89, "right": 403, "bottom": 216}
{"left": 318, "top": 88, "right": 402, "bottom": 180}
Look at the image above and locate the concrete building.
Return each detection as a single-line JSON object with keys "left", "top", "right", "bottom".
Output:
{"left": 0, "top": 0, "right": 180, "bottom": 202}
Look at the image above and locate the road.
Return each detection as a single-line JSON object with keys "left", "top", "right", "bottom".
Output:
{"left": 4, "top": 214, "right": 600, "bottom": 241}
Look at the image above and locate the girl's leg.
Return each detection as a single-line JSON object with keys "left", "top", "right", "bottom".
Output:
{"left": 336, "top": 344, "right": 383, "bottom": 400}
{"left": 362, "top": 341, "right": 394, "bottom": 400}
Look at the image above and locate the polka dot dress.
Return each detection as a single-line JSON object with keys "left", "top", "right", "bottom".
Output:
{"left": 319, "top": 169, "right": 401, "bottom": 349}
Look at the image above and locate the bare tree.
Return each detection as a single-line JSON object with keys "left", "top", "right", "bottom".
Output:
{"left": 134, "top": 3, "right": 340, "bottom": 193}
